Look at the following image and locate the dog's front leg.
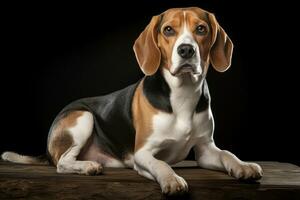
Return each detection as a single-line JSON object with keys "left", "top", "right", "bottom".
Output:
{"left": 134, "top": 150, "right": 188, "bottom": 195}
{"left": 194, "top": 141, "right": 263, "bottom": 180}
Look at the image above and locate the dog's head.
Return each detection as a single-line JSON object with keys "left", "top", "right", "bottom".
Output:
{"left": 133, "top": 7, "right": 233, "bottom": 77}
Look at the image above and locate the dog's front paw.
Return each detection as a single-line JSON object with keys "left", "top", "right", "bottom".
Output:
{"left": 159, "top": 174, "right": 188, "bottom": 195}
{"left": 228, "top": 162, "right": 263, "bottom": 180}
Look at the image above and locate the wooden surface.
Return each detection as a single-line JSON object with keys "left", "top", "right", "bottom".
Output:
{"left": 0, "top": 161, "right": 299, "bottom": 200}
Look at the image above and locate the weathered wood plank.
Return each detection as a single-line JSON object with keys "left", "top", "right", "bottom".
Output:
{"left": 0, "top": 161, "right": 299, "bottom": 200}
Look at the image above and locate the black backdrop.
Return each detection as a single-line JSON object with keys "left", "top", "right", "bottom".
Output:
{"left": 1, "top": 0, "right": 299, "bottom": 166}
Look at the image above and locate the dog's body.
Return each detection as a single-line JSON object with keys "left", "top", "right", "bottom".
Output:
{"left": 2, "top": 7, "right": 262, "bottom": 195}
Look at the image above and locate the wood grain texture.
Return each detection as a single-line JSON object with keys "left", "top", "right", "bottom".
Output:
{"left": 0, "top": 161, "right": 299, "bottom": 200}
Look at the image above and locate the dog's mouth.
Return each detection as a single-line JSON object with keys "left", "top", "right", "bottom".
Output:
{"left": 171, "top": 64, "right": 200, "bottom": 76}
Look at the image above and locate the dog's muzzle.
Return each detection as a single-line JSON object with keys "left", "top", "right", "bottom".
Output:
{"left": 172, "top": 63, "right": 200, "bottom": 76}
{"left": 171, "top": 43, "right": 201, "bottom": 76}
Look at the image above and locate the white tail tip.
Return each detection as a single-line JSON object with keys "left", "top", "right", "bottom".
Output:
{"left": 1, "top": 151, "right": 48, "bottom": 165}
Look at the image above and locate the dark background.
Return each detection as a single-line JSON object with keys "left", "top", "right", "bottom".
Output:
{"left": 1, "top": 1, "right": 299, "bottom": 166}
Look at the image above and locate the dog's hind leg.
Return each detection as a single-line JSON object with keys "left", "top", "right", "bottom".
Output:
{"left": 48, "top": 111, "right": 103, "bottom": 175}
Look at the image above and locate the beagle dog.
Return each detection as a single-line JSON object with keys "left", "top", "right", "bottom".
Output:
{"left": 1, "top": 7, "right": 263, "bottom": 195}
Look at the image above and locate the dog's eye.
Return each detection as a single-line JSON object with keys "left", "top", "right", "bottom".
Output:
{"left": 196, "top": 25, "right": 207, "bottom": 35}
{"left": 163, "top": 26, "right": 175, "bottom": 36}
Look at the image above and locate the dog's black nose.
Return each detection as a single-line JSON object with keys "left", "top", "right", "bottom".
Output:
{"left": 177, "top": 44, "right": 195, "bottom": 59}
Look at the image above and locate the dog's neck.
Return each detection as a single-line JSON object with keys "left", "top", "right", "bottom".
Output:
{"left": 161, "top": 68, "right": 205, "bottom": 115}
{"left": 142, "top": 68, "right": 207, "bottom": 114}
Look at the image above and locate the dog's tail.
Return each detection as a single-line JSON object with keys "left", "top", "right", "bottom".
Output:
{"left": 1, "top": 151, "right": 49, "bottom": 165}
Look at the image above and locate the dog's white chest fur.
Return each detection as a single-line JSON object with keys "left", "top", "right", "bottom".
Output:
{"left": 143, "top": 72, "right": 214, "bottom": 164}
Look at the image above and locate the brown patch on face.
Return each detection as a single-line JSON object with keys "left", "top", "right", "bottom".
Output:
{"left": 158, "top": 9, "right": 184, "bottom": 71}
{"left": 132, "top": 80, "right": 158, "bottom": 151}
{"left": 186, "top": 10, "right": 213, "bottom": 73}
{"left": 48, "top": 111, "right": 84, "bottom": 165}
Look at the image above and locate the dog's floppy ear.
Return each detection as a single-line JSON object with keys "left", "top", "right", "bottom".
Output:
{"left": 208, "top": 13, "right": 233, "bottom": 72}
{"left": 133, "top": 15, "right": 161, "bottom": 76}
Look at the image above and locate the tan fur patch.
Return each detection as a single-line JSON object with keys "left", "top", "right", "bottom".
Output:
{"left": 186, "top": 10, "right": 212, "bottom": 65}
{"left": 132, "top": 80, "right": 158, "bottom": 151}
{"left": 48, "top": 111, "right": 84, "bottom": 165}
{"left": 50, "top": 130, "right": 73, "bottom": 165}
{"left": 158, "top": 10, "right": 184, "bottom": 71}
